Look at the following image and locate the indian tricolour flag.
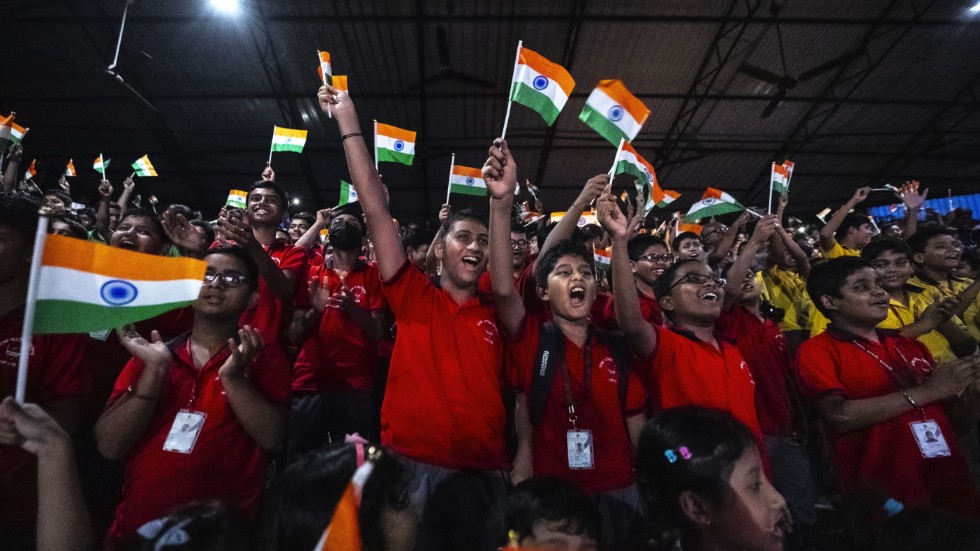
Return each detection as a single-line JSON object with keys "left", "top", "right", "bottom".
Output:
{"left": 332, "top": 75, "right": 348, "bottom": 92}
{"left": 684, "top": 188, "right": 745, "bottom": 221}
{"left": 509, "top": 45, "right": 575, "bottom": 126}
{"left": 33, "top": 235, "right": 207, "bottom": 333}
{"left": 317, "top": 51, "right": 332, "bottom": 84}
{"left": 612, "top": 141, "right": 655, "bottom": 187}
{"left": 0, "top": 119, "right": 28, "bottom": 155}
{"left": 771, "top": 163, "right": 790, "bottom": 194}
{"left": 226, "top": 189, "right": 248, "bottom": 209}
{"left": 24, "top": 159, "right": 37, "bottom": 181}
{"left": 593, "top": 245, "right": 612, "bottom": 268}
{"left": 448, "top": 165, "right": 487, "bottom": 196}
{"left": 271, "top": 126, "right": 307, "bottom": 154}
{"left": 652, "top": 182, "right": 681, "bottom": 208}
{"left": 93, "top": 155, "right": 110, "bottom": 175}
{"left": 131, "top": 154, "right": 158, "bottom": 177}
{"left": 338, "top": 180, "right": 358, "bottom": 206}
{"left": 580, "top": 80, "right": 649, "bottom": 146}
{"left": 65, "top": 159, "right": 76, "bottom": 177}
{"left": 375, "top": 122, "right": 416, "bottom": 165}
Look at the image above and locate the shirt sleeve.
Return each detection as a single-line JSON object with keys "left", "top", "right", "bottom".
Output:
{"left": 795, "top": 338, "right": 847, "bottom": 400}
{"left": 381, "top": 260, "right": 435, "bottom": 318}
{"left": 106, "top": 356, "right": 146, "bottom": 408}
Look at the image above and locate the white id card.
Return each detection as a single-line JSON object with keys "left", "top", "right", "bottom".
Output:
{"left": 909, "top": 419, "right": 951, "bottom": 458}
{"left": 89, "top": 329, "right": 111, "bottom": 341}
{"left": 567, "top": 430, "right": 594, "bottom": 470}
{"left": 163, "top": 409, "right": 206, "bottom": 454}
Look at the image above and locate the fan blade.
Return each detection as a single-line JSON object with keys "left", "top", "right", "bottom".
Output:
{"left": 449, "top": 72, "right": 495, "bottom": 89}
{"left": 798, "top": 49, "right": 863, "bottom": 82}
{"left": 109, "top": 72, "right": 159, "bottom": 113}
{"left": 435, "top": 26, "right": 452, "bottom": 67}
{"left": 737, "top": 63, "right": 785, "bottom": 85}
{"left": 760, "top": 88, "right": 788, "bottom": 118}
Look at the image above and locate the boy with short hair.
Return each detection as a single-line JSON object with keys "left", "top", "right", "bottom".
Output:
{"left": 671, "top": 231, "right": 704, "bottom": 261}
{"left": 501, "top": 478, "right": 601, "bottom": 551}
{"left": 600, "top": 233, "right": 670, "bottom": 328}
{"left": 907, "top": 227, "right": 980, "bottom": 341}
{"left": 797, "top": 256, "right": 980, "bottom": 515}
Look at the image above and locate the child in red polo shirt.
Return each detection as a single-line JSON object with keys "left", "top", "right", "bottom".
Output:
{"left": 484, "top": 143, "right": 646, "bottom": 507}
{"left": 317, "top": 84, "right": 510, "bottom": 513}
{"left": 797, "top": 256, "right": 980, "bottom": 516}
{"left": 95, "top": 246, "right": 291, "bottom": 547}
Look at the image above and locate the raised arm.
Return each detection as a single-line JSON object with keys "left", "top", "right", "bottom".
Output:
{"left": 597, "top": 193, "right": 657, "bottom": 358}
{"left": 899, "top": 180, "right": 927, "bottom": 239}
{"left": 2, "top": 144, "right": 23, "bottom": 192}
{"left": 318, "top": 85, "right": 406, "bottom": 280}
{"left": 483, "top": 139, "right": 525, "bottom": 338}
{"left": 425, "top": 204, "right": 452, "bottom": 278}
{"left": 118, "top": 176, "right": 136, "bottom": 209}
{"left": 722, "top": 214, "right": 777, "bottom": 311}
{"left": 818, "top": 186, "right": 870, "bottom": 251}
{"left": 295, "top": 208, "right": 332, "bottom": 251}
{"left": 539, "top": 175, "right": 608, "bottom": 259}
{"left": 708, "top": 211, "right": 750, "bottom": 265}
{"left": 95, "top": 180, "right": 113, "bottom": 241}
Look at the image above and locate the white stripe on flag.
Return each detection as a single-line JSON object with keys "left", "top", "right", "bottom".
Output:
{"left": 585, "top": 88, "right": 643, "bottom": 138}
{"left": 37, "top": 266, "right": 202, "bottom": 307}
{"left": 513, "top": 64, "right": 570, "bottom": 111}
{"left": 376, "top": 135, "right": 416, "bottom": 155}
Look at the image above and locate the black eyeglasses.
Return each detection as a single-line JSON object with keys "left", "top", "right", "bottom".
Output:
{"left": 203, "top": 271, "right": 248, "bottom": 288}
{"left": 511, "top": 239, "right": 529, "bottom": 249}
{"left": 635, "top": 253, "right": 673, "bottom": 264}
{"left": 664, "top": 273, "right": 726, "bottom": 294}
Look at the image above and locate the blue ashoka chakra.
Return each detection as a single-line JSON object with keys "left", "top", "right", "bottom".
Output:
{"left": 100, "top": 280, "right": 138, "bottom": 306}
{"left": 393, "top": 140, "right": 405, "bottom": 152}
{"left": 532, "top": 76, "right": 549, "bottom": 90}
{"left": 702, "top": 197, "right": 716, "bottom": 205}
{"left": 607, "top": 105, "right": 624, "bottom": 122}
{"left": 465, "top": 177, "right": 475, "bottom": 186}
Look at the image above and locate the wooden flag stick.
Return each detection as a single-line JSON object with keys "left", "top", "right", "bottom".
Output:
{"left": 500, "top": 40, "right": 523, "bottom": 140}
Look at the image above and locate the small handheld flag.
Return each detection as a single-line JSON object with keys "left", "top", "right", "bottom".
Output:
{"left": 374, "top": 122, "right": 416, "bottom": 167}
{"left": 593, "top": 245, "right": 612, "bottom": 269}
{"left": 24, "top": 159, "right": 37, "bottom": 181}
{"left": 0, "top": 116, "right": 28, "bottom": 156}
{"left": 338, "top": 180, "right": 358, "bottom": 206}
{"left": 332, "top": 75, "right": 348, "bottom": 92}
{"left": 131, "top": 154, "right": 158, "bottom": 177}
{"left": 580, "top": 80, "right": 650, "bottom": 146}
{"left": 65, "top": 159, "right": 76, "bottom": 177}
{"left": 446, "top": 155, "right": 487, "bottom": 201}
{"left": 502, "top": 41, "right": 575, "bottom": 137}
{"left": 269, "top": 126, "right": 308, "bottom": 164}
{"left": 317, "top": 51, "right": 332, "bottom": 85}
{"left": 610, "top": 139, "right": 655, "bottom": 190}
{"left": 684, "top": 188, "right": 745, "bottom": 221}
{"left": 226, "top": 190, "right": 248, "bottom": 209}
{"left": 93, "top": 155, "right": 110, "bottom": 175}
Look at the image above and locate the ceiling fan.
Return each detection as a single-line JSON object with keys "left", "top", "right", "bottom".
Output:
{"left": 737, "top": 2, "right": 864, "bottom": 118}
{"left": 409, "top": 25, "right": 494, "bottom": 91}
{"left": 101, "top": 0, "right": 158, "bottom": 112}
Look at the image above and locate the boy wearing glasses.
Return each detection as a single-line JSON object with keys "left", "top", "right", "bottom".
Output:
{"left": 600, "top": 234, "right": 671, "bottom": 328}
{"left": 95, "top": 246, "right": 291, "bottom": 546}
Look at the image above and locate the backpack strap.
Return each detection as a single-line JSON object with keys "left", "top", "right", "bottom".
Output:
{"left": 529, "top": 321, "right": 565, "bottom": 424}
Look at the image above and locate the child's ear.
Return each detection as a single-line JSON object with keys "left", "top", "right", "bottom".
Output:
{"left": 630, "top": 261, "right": 638, "bottom": 275}
{"left": 678, "top": 490, "right": 713, "bottom": 526}
{"left": 247, "top": 290, "right": 260, "bottom": 310}
{"left": 537, "top": 284, "right": 550, "bottom": 302}
{"left": 912, "top": 251, "right": 925, "bottom": 265}
{"left": 659, "top": 295, "right": 673, "bottom": 313}
{"left": 820, "top": 294, "right": 837, "bottom": 314}
{"left": 434, "top": 240, "right": 445, "bottom": 260}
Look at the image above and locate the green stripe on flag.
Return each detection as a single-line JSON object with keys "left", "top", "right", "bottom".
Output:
{"left": 34, "top": 299, "right": 195, "bottom": 334}
{"left": 450, "top": 184, "right": 488, "bottom": 197}
{"left": 771, "top": 179, "right": 788, "bottom": 194}
{"left": 271, "top": 143, "right": 304, "bottom": 154}
{"left": 683, "top": 203, "right": 743, "bottom": 222}
{"left": 510, "top": 83, "right": 561, "bottom": 126}
{"left": 579, "top": 105, "right": 628, "bottom": 146}
{"left": 614, "top": 160, "right": 648, "bottom": 184}
{"left": 377, "top": 148, "right": 414, "bottom": 166}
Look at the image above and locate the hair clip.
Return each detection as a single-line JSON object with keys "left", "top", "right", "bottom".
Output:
{"left": 883, "top": 498, "right": 904, "bottom": 517}
{"left": 664, "top": 449, "right": 678, "bottom": 463}
{"left": 137, "top": 518, "right": 192, "bottom": 551}
{"left": 679, "top": 446, "right": 692, "bottom": 460}
{"left": 366, "top": 444, "right": 383, "bottom": 462}
{"left": 665, "top": 446, "right": 693, "bottom": 463}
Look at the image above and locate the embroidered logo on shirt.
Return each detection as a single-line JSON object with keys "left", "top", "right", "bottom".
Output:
{"left": 739, "top": 360, "right": 756, "bottom": 385}
{"left": 349, "top": 285, "right": 367, "bottom": 305}
{"left": 477, "top": 319, "right": 499, "bottom": 345}
{"left": 599, "top": 356, "right": 617, "bottom": 383}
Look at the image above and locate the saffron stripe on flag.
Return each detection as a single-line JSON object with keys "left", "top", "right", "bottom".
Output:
{"left": 41, "top": 234, "right": 206, "bottom": 281}
{"left": 376, "top": 123, "right": 416, "bottom": 142}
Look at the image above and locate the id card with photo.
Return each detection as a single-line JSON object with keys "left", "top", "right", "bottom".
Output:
{"left": 567, "top": 430, "right": 594, "bottom": 470}
{"left": 909, "top": 419, "right": 951, "bottom": 458}
{"left": 163, "top": 409, "right": 206, "bottom": 454}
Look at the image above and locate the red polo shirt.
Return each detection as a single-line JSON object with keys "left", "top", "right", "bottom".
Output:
{"left": 381, "top": 261, "right": 509, "bottom": 469}
{"left": 797, "top": 328, "right": 980, "bottom": 516}
{"left": 105, "top": 333, "right": 291, "bottom": 544}
{"left": 507, "top": 314, "right": 646, "bottom": 493}
{"left": 239, "top": 241, "right": 307, "bottom": 346}
{"left": 293, "top": 262, "right": 387, "bottom": 392}
{"left": 0, "top": 306, "right": 90, "bottom": 529}
{"left": 642, "top": 324, "right": 762, "bottom": 439}
{"left": 599, "top": 290, "right": 663, "bottom": 329}
{"left": 716, "top": 306, "right": 796, "bottom": 436}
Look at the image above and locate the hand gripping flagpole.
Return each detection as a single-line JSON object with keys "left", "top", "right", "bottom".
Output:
{"left": 318, "top": 50, "right": 332, "bottom": 119}
{"left": 500, "top": 40, "right": 523, "bottom": 140}
{"left": 16, "top": 209, "right": 51, "bottom": 403}
{"left": 445, "top": 153, "right": 456, "bottom": 205}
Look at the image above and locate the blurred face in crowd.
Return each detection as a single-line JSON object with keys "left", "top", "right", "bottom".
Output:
{"left": 247, "top": 187, "right": 284, "bottom": 227}
{"left": 511, "top": 231, "right": 531, "bottom": 270}
{"left": 632, "top": 243, "right": 671, "bottom": 288}
{"left": 405, "top": 244, "right": 428, "bottom": 270}
{"left": 700, "top": 222, "right": 728, "bottom": 250}
{"left": 699, "top": 446, "right": 789, "bottom": 551}
{"left": 529, "top": 235, "right": 540, "bottom": 256}
{"left": 660, "top": 262, "right": 724, "bottom": 325}
{"left": 844, "top": 222, "right": 876, "bottom": 249}
{"left": 435, "top": 218, "right": 488, "bottom": 290}
{"left": 913, "top": 234, "right": 962, "bottom": 274}
{"left": 109, "top": 204, "right": 122, "bottom": 230}
{"left": 195, "top": 253, "right": 257, "bottom": 318}
{"left": 515, "top": 521, "right": 598, "bottom": 551}
{"left": 542, "top": 254, "right": 596, "bottom": 323}
{"left": 675, "top": 237, "right": 704, "bottom": 260}
{"left": 0, "top": 224, "right": 31, "bottom": 285}
{"left": 819, "top": 267, "right": 889, "bottom": 326}
{"left": 737, "top": 271, "right": 763, "bottom": 303}
{"left": 868, "top": 249, "right": 913, "bottom": 293}
{"left": 275, "top": 229, "right": 290, "bottom": 243}
{"left": 110, "top": 214, "right": 168, "bottom": 255}
{"left": 78, "top": 211, "right": 95, "bottom": 231}
{"left": 288, "top": 218, "right": 311, "bottom": 243}
{"left": 41, "top": 194, "right": 68, "bottom": 214}
{"left": 881, "top": 224, "right": 902, "bottom": 240}
{"left": 50, "top": 219, "right": 78, "bottom": 238}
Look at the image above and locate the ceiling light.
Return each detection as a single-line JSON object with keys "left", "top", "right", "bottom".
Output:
{"left": 970, "top": 1, "right": 980, "bottom": 12}
{"left": 292, "top": 198, "right": 301, "bottom": 205}
{"left": 210, "top": 0, "right": 239, "bottom": 15}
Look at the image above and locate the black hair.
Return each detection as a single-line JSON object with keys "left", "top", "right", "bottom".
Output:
{"left": 290, "top": 211, "right": 316, "bottom": 227}
{"left": 652, "top": 259, "right": 705, "bottom": 306}
{"left": 636, "top": 406, "right": 757, "bottom": 551}
{"left": 806, "top": 256, "right": 875, "bottom": 318}
{"left": 418, "top": 471, "right": 504, "bottom": 551}
{"left": 861, "top": 238, "right": 913, "bottom": 262}
{"left": 168, "top": 204, "right": 195, "bottom": 220}
{"left": 671, "top": 232, "right": 701, "bottom": 252}
{"left": 628, "top": 234, "right": 668, "bottom": 261}
{"left": 358, "top": 448, "right": 413, "bottom": 551}
{"left": 42, "top": 188, "right": 72, "bottom": 208}
{"left": 123, "top": 501, "right": 253, "bottom": 551}
{"left": 533, "top": 239, "right": 593, "bottom": 289}
{"left": 190, "top": 219, "right": 216, "bottom": 247}
{"left": 500, "top": 477, "right": 600, "bottom": 547}
{"left": 835, "top": 213, "right": 872, "bottom": 242}
{"left": 534, "top": 223, "right": 557, "bottom": 250}
{"left": 510, "top": 221, "right": 530, "bottom": 238}
{"left": 440, "top": 208, "right": 488, "bottom": 237}
{"left": 0, "top": 192, "right": 40, "bottom": 241}
{"left": 248, "top": 180, "right": 288, "bottom": 206}
{"left": 50, "top": 213, "right": 89, "bottom": 240}
{"left": 205, "top": 245, "right": 260, "bottom": 291}
{"left": 118, "top": 208, "right": 171, "bottom": 245}
{"left": 333, "top": 201, "right": 364, "bottom": 221}
{"left": 906, "top": 226, "right": 956, "bottom": 256}
{"left": 400, "top": 223, "right": 430, "bottom": 249}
